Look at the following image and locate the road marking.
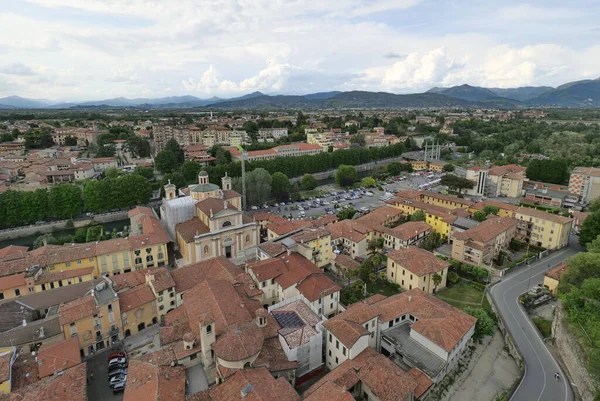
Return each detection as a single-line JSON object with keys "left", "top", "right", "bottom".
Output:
{"left": 492, "top": 249, "right": 573, "bottom": 401}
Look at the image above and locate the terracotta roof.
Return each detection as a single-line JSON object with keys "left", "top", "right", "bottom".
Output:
{"left": 274, "top": 253, "right": 322, "bottom": 290}
{"left": 0, "top": 362, "right": 87, "bottom": 401}
{"left": 488, "top": 164, "right": 525, "bottom": 176}
{"left": 296, "top": 274, "right": 341, "bottom": 302}
{"left": 0, "top": 273, "right": 25, "bottom": 291}
{"left": 246, "top": 258, "right": 287, "bottom": 282}
{"left": 213, "top": 322, "right": 264, "bottom": 362}
{"left": 171, "top": 256, "right": 243, "bottom": 294}
{"left": 35, "top": 266, "right": 94, "bottom": 285}
{"left": 37, "top": 337, "right": 81, "bottom": 378}
{"left": 252, "top": 337, "right": 298, "bottom": 373}
{"left": 311, "top": 214, "right": 339, "bottom": 227}
{"left": 290, "top": 227, "right": 330, "bottom": 243}
{"left": 387, "top": 246, "right": 450, "bottom": 276}
{"left": 356, "top": 353, "right": 418, "bottom": 401}
{"left": 0, "top": 245, "right": 29, "bottom": 258}
{"left": 252, "top": 212, "right": 287, "bottom": 225}
{"left": 303, "top": 380, "right": 355, "bottom": 401}
{"left": 408, "top": 368, "right": 434, "bottom": 399}
{"left": 545, "top": 263, "right": 569, "bottom": 281}
{"left": 333, "top": 254, "right": 360, "bottom": 271}
{"left": 175, "top": 217, "right": 210, "bottom": 243}
{"left": 267, "top": 220, "right": 312, "bottom": 237}
{"left": 515, "top": 207, "right": 573, "bottom": 224}
{"left": 453, "top": 217, "right": 517, "bottom": 243}
{"left": 0, "top": 349, "right": 13, "bottom": 383}
{"left": 207, "top": 367, "right": 300, "bottom": 401}
{"left": 470, "top": 200, "right": 518, "bottom": 212}
{"left": 323, "top": 318, "right": 369, "bottom": 348}
{"left": 58, "top": 295, "right": 96, "bottom": 326}
{"left": 257, "top": 242, "right": 286, "bottom": 258}
{"left": 325, "top": 220, "right": 372, "bottom": 243}
{"left": 119, "top": 284, "right": 156, "bottom": 312}
{"left": 147, "top": 268, "right": 176, "bottom": 293}
{"left": 123, "top": 360, "right": 186, "bottom": 401}
{"left": 390, "top": 221, "right": 432, "bottom": 241}
{"left": 356, "top": 206, "right": 404, "bottom": 228}
{"left": 222, "top": 189, "right": 241, "bottom": 200}
{"left": 196, "top": 198, "right": 239, "bottom": 217}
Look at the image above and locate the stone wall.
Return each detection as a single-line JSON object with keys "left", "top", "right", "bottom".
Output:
{"left": 554, "top": 304, "right": 597, "bottom": 401}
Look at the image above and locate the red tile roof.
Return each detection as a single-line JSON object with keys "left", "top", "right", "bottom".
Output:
{"left": 171, "top": 256, "right": 243, "bottom": 294}
{"left": 207, "top": 367, "right": 300, "bottom": 401}
{"left": 0, "top": 363, "right": 87, "bottom": 401}
{"left": 303, "top": 380, "right": 354, "bottom": 401}
{"left": 408, "top": 368, "right": 433, "bottom": 399}
{"left": 389, "top": 221, "right": 432, "bottom": 241}
{"left": 176, "top": 217, "right": 210, "bottom": 243}
{"left": 37, "top": 337, "right": 81, "bottom": 378}
{"left": 545, "top": 263, "right": 569, "bottom": 281}
{"left": 295, "top": 274, "right": 341, "bottom": 302}
{"left": 0, "top": 245, "right": 29, "bottom": 258}
{"left": 58, "top": 295, "right": 97, "bottom": 326}
{"left": 123, "top": 360, "right": 186, "bottom": 401}
{"left": 119, "top": 284, "right": 156, "bottom": 312}
{"left": 387, "top": 246, "right": 450, "bottom": 276}
{"left": 213, "top": 322, "right": 264, "bottom": 362}
{"left": 0, "top": 273, "right": 25, "bottom": 291}
{"left": 453, "top": 216, "right": 517, "bottom": 243}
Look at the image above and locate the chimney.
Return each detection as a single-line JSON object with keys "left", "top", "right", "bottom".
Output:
{"left": 210, "top": 208, "right": 213, "bottom": 217}
{"left": 22, "top": 319, "right": 27, "bottom": 327}
{"left": 408, "top": 295, "right": 412, "bottom": 302}
{"left": 286, "top": 249, "right": 292, "bottom": 256}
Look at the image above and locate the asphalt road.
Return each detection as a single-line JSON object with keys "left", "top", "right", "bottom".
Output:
{"left": 490, "top": 246, "right": 579, "bottom": 401}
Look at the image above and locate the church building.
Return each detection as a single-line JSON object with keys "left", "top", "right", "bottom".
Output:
{"left": 160, "top": 171, "right": 259, "bottom": 264}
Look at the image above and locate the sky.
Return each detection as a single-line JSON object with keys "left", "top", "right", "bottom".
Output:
{"left": 1, "top": 0, "right": 600, "bottom": 101}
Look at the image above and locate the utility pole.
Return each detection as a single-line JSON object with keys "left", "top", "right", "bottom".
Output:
{"left": 236, "top": 145, "right": 248, "bottom": 211}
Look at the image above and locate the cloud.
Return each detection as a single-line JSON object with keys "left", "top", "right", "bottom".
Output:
{"left": 383, "top": 53, "right": 407, "bottom": 60}
{"left": 0, "top": 63, "right": 36, "bottom": 76}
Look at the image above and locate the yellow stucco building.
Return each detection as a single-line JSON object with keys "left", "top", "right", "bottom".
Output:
{"left": 514, "top": 207, "right": 572, "bottom": 250}
{"left": 386, "top": 247, "right": 450, "bottom": 294}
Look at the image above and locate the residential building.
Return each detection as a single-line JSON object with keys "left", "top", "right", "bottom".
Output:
{"left": 228, "top": 143, "right": 325, "bottom": 162}
{"left": 386, "top": 247, "right": 450, "bottom": 293}
{"left": 258, "top": 128, "right": 288, "bottom": 140}
{"left": 514, "top": 207, "right": 572, "bottom": 250}
{"left": 326, "top": 220, "right": 374, "bottom": 258}
{"left": 410, "top": 160, "right": 428, "bottom": 171}
{"left": 321, "top": 289, "right": 476, "bottom": 386}
{"left": 307, "top": 132, "right": 333, "bottom": 148}
{"left": 123, "top": 359, "right": 186, "bottom": 401}
{"left": 382, "top": 221, "right": 432, "bottom": 250}
{"left": 451, "top": 216, "right": 517, "bottom": 267}
{"left": 568, "top": 167, "right": 600, "bottom": 202}
{"left": 543, "top": 263, "right": 569, "bottom": 295}
{"left": 487, "top": 164, "right": 525, "bottom": 198}
{"left": 259, "top": 227, "right": 333, "bottom": 268}
{"left": 468, "top": 200, "right": 518, "bottom": 218}
{"left": 0, "top": 347, "right": 16, "bottom": 394}
{"left": 524, "top": 187, "right": 569, "bottom": 207}
{"left": 330, "top": 254, "right": 361, "bottom": 279}
{"left": 0, "top": 363, "right": 87, "bottom": 401}
{"left": 36, "top": 337, "right": 81, "bottom": 378}
{"left": 58, "top": 280, "right": 122, "bottom": 357}
{"left": 119, "top": 284, "right": 158, "bottom": 337}
{"left": 572, "top": 211, "right": 591, "bottom": 234}
{"left": 387, "top": 196, "right": 464, "bottom": 238}
{"left": 165, "top": 171, "right": 259, "bottom": 264}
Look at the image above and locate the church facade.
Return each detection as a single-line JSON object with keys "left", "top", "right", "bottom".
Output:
{"left": 160, "top": 171, "right": 259, "bottom": 265}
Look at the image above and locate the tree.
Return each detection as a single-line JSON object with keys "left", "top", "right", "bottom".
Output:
{"left": 358, "top": 259, "right": 377, "bottom": 283}
{"left": 483, "top": 205, "right": 499, "bottom": 216}
{"left": 33, "top": 233, "right": 58, "bottom": 249}
{"left": 464, "top": 307, "right": 495, "bottom": 340}
{"left": 589, "top": 197, "right": 600, "bottom": 213}
{"left": 234, "top": 168, "right": 272, "bottom": 207}
{"left": 361, "top": 177, "right": 377, "bottom": 188}
{"left": 132, "top": 166, "right": 154, "bottom": 180}
{"left": 155, "top": 150, "right": 178, "bottom": 173}
{"left": 301, "top": 174, "right": 317, "bottom": 190}
{"left": 271, "top": 172, "right": 291, "bottom": 202}
{"left": 420, "top": 232, "right": 443, "bottom": 251}
{"left": 160, "top": 173, "right": 186, "bottom": 196}
{"left": 0, "top": 133, "right": 14, "bottom": 142}
{"left": 559, "top": 252, "right": 600, "bottom": 290}
{"left": 340, "top": 279, "right": 366, "bottom": 305}
{"left": 337, "top": 208, "right": 356, "bottom": 220}
{"left": 410, "top": 210, "right": 426, "bottom": 221}
{"left": 579, "top": 211, "right": 600, "bottom": 249}
{"left": 86, "top": 225, "right": 105, "bottom": 242}
{"left": 104, "top": 167, "right": 121, "bottom": 179}
{"left": 472, "top": 210, "right": 487, "bottom": 222}
{"left": 64, "top": 136, "right": 78, "bottom": 146}
{"left": 336, "top": 165, "right": 357, "bottom": 187}
{"left": 432, "top": 273, "right": 442, "bottom": 292}
{"left": 73, "top": 227, "right": 87, "bottom": 243}
{"left": 440, "top": 174, "right": 474, "bottom": 194}
{"left": 367, "top": 238, "right": 385, "bottom": 255}
{"left": 97, "top": 144, "right": 116, "bottom": 157}
{"left": 215, "top": 147, "right": 232, "bottom": 165}
{"left": 164, "top": 138, "right": 184, "bottom": 163}
{"left": 442, "top": 163, "right": 455, "bottom": 172}
{"left": 386, "top": 162, "right": 402, "bottom": 176}
{"left": 447, "top": 271, "right": 460, "bottom": 285}
{"left": 181, "top": 160, "right": 201, "bottom": 182}
{"left": 350, "top": 134, "right": 366, "bottom": 147}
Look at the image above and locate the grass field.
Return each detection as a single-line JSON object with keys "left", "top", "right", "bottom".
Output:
{"left": 532, "top": 317, "right": 552, "bottom": 338}
{"left": 367, "top": 279, "right": 402, "bottom": 297}
{"left": 435, "top": 283, "right": 491, "bottom": 312}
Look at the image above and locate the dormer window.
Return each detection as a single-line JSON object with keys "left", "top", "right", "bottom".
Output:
{"left": 222, "top": 221, "right": 232, "bottom": 228}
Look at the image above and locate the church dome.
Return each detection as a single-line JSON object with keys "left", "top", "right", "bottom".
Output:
{"left": 213, "top": 322, "right": 264, "bottom": 362}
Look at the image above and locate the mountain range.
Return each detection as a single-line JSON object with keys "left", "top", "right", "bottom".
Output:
{"left": 1, "top": 78, "right": 600, "bottom": 110}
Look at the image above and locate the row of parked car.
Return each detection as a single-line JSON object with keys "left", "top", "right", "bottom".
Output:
{"left": 107, "top": 351, "right": 128, "bottom": 393}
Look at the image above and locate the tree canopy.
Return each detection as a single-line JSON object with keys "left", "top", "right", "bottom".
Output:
{"left": 336, "top": 165, "right": 357, "bottom": 187}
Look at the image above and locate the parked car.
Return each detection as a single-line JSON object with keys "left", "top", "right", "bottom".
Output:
{"left": 108, "top": 352, "right": 126, "bottom": 361}
{"left": 112, "top": 381, "right": 126, "bottom": 393}
{"left": 108, "top": 357, "right": 128, "bottom": 368}
{"left": 109, "top": 374, "right": 127, "bottom": 386}
{"left": 108, "top": 368, "right": 127, "bottom": 378}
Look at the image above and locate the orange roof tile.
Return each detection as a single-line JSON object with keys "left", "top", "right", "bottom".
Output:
{"left": 0, "top": 363, "right": 87, "bottom": 401}
{"left": 207, "top": 367, "right": 300, "bottom": 401}
{"left": 58, "top": 295, "right": 96, "bottom": 326}
{"left": 545, "top": 263, "right": 569, "bottom": 281}
{"left": 37, "top": 337, "right": 81, "bottom": 378}
{"left": 123, "top": 360, "right": 186, "bottom": 401}
{"left": 387, "top": 246, "right": 450, "bottom": 276}
{"left": 119, "top": 284, "right": 156, "bottom": 312}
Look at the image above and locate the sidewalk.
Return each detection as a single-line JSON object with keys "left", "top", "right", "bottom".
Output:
{"left": 446, "top": 330, "right": 519, "bottom": 401}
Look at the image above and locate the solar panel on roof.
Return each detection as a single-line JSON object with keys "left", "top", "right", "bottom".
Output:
{"left": 273, "top": 311, "right": 305, "bottom": 328}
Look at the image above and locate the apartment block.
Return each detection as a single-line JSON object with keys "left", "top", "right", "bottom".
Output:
{"left": 568, "top": 167, "right": 600, "bottom": 202}
{"left": 451, "top": 216, "right": 517, "bottom": 266}
{"left": 514, "top": 207, "right": 572, "bottom": 250}
{"left": 386, "top": 247, "right": 450, "bottom": 293}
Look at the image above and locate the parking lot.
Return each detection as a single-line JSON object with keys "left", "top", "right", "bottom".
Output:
{"left": 86, "top": 349, "right": 126, "bottom": 401}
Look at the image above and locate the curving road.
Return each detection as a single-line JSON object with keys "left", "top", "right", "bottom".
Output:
{"left": 490, "top": 246, "right": 578, "bottom": 401}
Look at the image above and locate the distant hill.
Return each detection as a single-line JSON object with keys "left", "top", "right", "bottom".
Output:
{"left": 488, "top": 86, "right": 552, "bottom": 101}
{"left": 3, "top": 77, "right": 600, "bottom": 109}
{"left": 526, "top": 78, "right": 600, "bottom": 106}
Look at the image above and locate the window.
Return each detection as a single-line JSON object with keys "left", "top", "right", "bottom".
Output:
{"left": 146, "top": 248, "right": 152, "bottom": 253}
{"left": 336, "top": 340, "right": 339, "bottom": 349}
{"left": 76, "top": 260, "right": 82, "bottom": 265}
{"left": 159, "top": 305, "right": 164, "bottom": 311}
{"left": 222, "top": 221, "right": 232, "bottom": 227}
{"left": 78, "top": 277, "right": 83, "bottom": 283}
{"left": 65, "top": 261, "right": 71, "bottom": 267}
{"left": 204, "top": 245, "right": 209, "bottom": 254}
{"left": 170, "top": 300, "right": 175, "bottom": 306}
{"left": 271, "top": 279, "right": 275, "bottom": 285}
{"left": 328, "top": 350, "right": 332, "bottom": 356}
{"left": 146, "top": 255, "right": 153, "bottom": 262}
{"left": 159, "top": 290, "right": 164, "bottom": 296}
{"left": 134, "top": 250, "right": 140, "bottom": 256}
{"left": 245, "top": 235, "right": 250, "bottom": 242}
{"left": 158, "top": 297, "right": 163, "bottom": 302}
{"left": 14, "top": 289, "right": 20, "bottom": 296}
{"left": 135, "top": 257, "right": 142, "bottom": 265}
{"left": 409, "top": 285, "right": 412, "bottom": 290}
{"left": 391, "top": 271, "right": 394, "bottom": 278}
{"left": 329, "top": 334, "right": 332, "bottom": 342}
{"left": 402, "top": 269, "right": 405, "bottom": 276}
{"left": 89, "top": 258, "right": 94, "bottom": 262}
{"left": 335, "top": 357, "right": 339, "bottom": 364}
{"left": 206, "top": 324, "right": 212, "bottom": 334}
{"left": 342, "top": 347, "right": 346, "bottom": 356}
{"left": 401, "top": 280, "right": 404, "bottom": 285}
{"left": 157, "top": 253, "right": 164, "bottom": 260}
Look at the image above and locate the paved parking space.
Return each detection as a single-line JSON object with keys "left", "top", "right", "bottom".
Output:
{"left": 86, "top": 350, "right": 125, "bottom": 401}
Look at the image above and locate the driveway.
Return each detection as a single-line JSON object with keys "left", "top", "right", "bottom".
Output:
{"left": 86, "top": 350, "right": 125, "bottom": 401}
{"left": 490, "top": 247, "right": 578, "bottom": 401}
